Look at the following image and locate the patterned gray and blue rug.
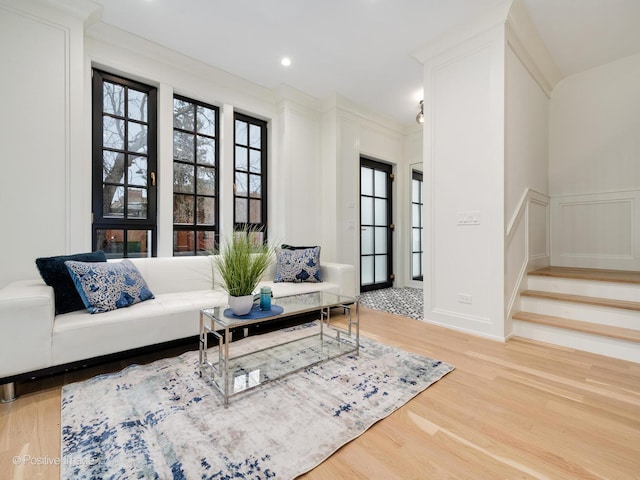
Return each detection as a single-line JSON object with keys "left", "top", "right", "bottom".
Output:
{"left": 61, "top": 327, "right": 453, "bottom": 479}
{"left": 359, "top": 286, "right": 423, "bottom": 320}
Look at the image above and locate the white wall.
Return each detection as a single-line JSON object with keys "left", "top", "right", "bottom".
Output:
{"left": 417, "top": 24, "right": 506, "bottom": 341}
{"left": 0, "top": 1, "right": 89, "bottom": 288}
{"left": 550, "top": 53, "right": 640, "bottom": 270}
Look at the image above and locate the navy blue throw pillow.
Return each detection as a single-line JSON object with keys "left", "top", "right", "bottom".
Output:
{"left": 35, "top": 251, "right": 107, "bottom": 315}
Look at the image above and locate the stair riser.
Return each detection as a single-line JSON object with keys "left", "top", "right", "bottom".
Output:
{"left": 513, "top": 320, "right": 640, "bottom": 364}
{"left": 520, "top": 297, "right": 640, "bottom": 330}
{"left": 528, "top": 276, "right": 640, "bottom": 302}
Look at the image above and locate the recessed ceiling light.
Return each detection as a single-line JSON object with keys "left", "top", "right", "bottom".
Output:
{"left": 281, "top": 57, "right": 291, "bottom": 67}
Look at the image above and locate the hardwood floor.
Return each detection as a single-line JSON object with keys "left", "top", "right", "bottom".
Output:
{"left": 2, "top": 307, "right": 640, "bottom": 479}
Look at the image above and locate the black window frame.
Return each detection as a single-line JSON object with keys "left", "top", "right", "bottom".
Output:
{"left": 233, "top": 113, "right": 268, "bottom": 239}
{"left": 172, "top": 94, "right": 220, "bottom": 256}
{"left": 411, "top": 169, "right": 424, "bottom": 281}
{"left": 91, "top": 69, "right": 158, "bottom": 258}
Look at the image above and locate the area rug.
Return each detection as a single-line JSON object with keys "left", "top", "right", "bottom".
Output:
{"left": 61, "top": 325, "right": 453, "bottom": 479}
{"left": 359, "top": 286, "right": 423, "bottom": 320}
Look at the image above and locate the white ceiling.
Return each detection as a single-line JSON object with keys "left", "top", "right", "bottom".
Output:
{"left": 90, "top": 0, "right": 640, "bottom": 128}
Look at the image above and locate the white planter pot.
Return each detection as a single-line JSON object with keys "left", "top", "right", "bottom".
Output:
{"left": 228, "top": 294, "right": 254, "bottom": 316}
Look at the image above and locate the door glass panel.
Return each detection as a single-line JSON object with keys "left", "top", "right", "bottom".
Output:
{"left": 412, "top": 179, "right": 421, "bottom": 203}
{"left": 96, "top": 229, "right": 124, "bottom": 258}
{"left": 235, "top": 198, "right": 248, "bottom": 223}
{"left": 374, "top": 255, "right": 387, "bottom": 283}
{"left": 249, "top": 174, "right": 261, "bottom": 196}
{"left": 174, "top": 99, "right": 194, "bottom": 130}
{"left": 249, "top": 199, "right": 262, "bottom": 223}
{"left": 196, "top": 231, "right": 215, "bottom": 254}
{"left": 127, "top": 230, "right": 151, "bottom": 258}
{"left": 235, "top": 146, "right": 248, "bottom": 171}
{"left": 174, "top": 230, "right": 194, "bottom": 256}
{"left": 374, "top": 198, "right": 386, "bottom": 225}
{"left": 197, "top": 106, "right": 215, "bottom": 136}
{"left": 413, "top": 228, "right": 422, "bottom": 251}
{"left": 361, "top": 227, "right": 374, "bottom": 255}
{"left": 235, "top": 172, "right": 248, "bottom": 196}
{"left": 374, "top": 170, "right": 386, "bottom": 197}
{"left": 375, "top": 227, "right": 387, "bottom": 254}
{"left": 235, "top": 120, "right": 248, "bottom": 145}
{"left": 361, "top": 197, "right": 373, "bottom": 225}
{"left": 412, "top": 204, "right": 421, "bottom": 228}
{"left": 250, "top": 150, "right": 261, "bottom": 173}
{"left": 128, "top": 89, "right": 147, "bottom": 122}
{"left": 361, "top": 256, "right": 374, "bottom": 285}
{"left": 412, "top": 253, "right": 421, "bottom": 277}
{"left": 361, "top": 167, "right": 373, "bottom": 196}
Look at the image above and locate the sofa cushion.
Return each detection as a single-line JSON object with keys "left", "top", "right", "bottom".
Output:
{"left": 274, "top": 246, "right": 322, "bottom": 283}
{"left": 65, "top": 259, "right": 155, "bottom": 314}
{"left": 35, "top": 251, "right": 107, "bottom": 315}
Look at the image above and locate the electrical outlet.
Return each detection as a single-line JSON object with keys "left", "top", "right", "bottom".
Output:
{"left": 458, "top": 294, "right": 472, "bottom": 304}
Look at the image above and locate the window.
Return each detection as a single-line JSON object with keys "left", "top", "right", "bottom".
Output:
{"left": 234, "top": 113, "right": 268, "bottom": 241}
{"left": 411, "top": 170, "right": 423, "bottom": 281}
{"left": 92, "top": 70, "right": 157, "bottom": 258}
{"left": 172, "top": 96, "right": 219, "bottom": 255}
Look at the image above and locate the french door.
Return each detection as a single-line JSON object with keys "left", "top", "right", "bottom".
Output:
{"left": 360, "top": 157, "right": 393, "bottom": 292}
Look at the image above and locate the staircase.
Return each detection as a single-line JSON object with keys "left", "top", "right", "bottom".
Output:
{"left": 512, "top": 267, "right": 640, "bottom": 363}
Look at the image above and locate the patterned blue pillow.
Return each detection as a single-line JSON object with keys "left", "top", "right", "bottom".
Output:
{"left": 274, "top": 246, "right": 322, "bottom": 283}
{"left": 65, "top": 259, "right": 155, "bottom": 314}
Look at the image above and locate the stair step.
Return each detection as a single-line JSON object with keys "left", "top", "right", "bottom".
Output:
{"left": 529, "top": 267, "right": 640, "bottom": 285}
{"left": 513, "top": 311, "right": 640, "bottom": 343}
{"left": 521, "top": 290, "right": 640, "bottom": 312}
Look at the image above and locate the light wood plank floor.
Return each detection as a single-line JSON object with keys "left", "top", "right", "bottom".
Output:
{"left": 2, "top": 307, "right": 640, "bottom": 479}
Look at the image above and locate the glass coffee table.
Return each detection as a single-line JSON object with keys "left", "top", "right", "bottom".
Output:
{"left": 199, "top": 291, "right": 359, "bottom": 407}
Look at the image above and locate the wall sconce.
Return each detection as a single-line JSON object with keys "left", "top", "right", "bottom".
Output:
{"left": 416, "top": 100, "right": 424, "bottom": 124}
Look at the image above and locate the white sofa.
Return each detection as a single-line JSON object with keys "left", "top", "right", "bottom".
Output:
{"left": 0, "top": 255, "right": 355, "bottom": 400}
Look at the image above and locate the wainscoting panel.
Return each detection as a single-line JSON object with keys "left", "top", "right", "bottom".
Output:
{"left": 551, "top": 190, "right": 639, "bottom": 270}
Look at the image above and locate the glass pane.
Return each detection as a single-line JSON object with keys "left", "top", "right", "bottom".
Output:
{"left": 412, "top": 179, "right": 421, "bottom": 203}
{"left": 96, "top": 229, "right": 124, "bottom": 258}
{"left": 128, "top": 156, "right": 147, "bottom": 187}
{"left": 375, "top": 227, "right": 387, "bottom": 254}
{"left": 235, "top": 146, "right": 248, "bottom": 171}
{"left": 127, "top": 230, "right": 151, "bottom": 258}
{"left": 128, "top": 122, "right": 148, "bottom": 154}
{"left": 249, "top": 124, "right": 261, "bottom": 148}
{"left": 174, "top": 99, "right": 194, "bottom": 130}
{"left": 174, "top": 163, "right": 194, "bottom": 194}
{"left": 103, "top": 150, "right": 125, "bottom": 183}
{"left": 127, "top": 187, "right": 147, "bottom": 219}
{"left": 174, "top": 131, "right": 194, "bottom": 162}
{"left": 249, "top": 149, "right": 261, "bottom": 173}
{"left": 197, "top": 166, "right": 215, "bottom": 195}
{"left": 128, "top": 89, "right": 147, "bottom": 122}
{"left": 412, "top": 204, "right": 421, "bottom": 228}
{"left": 361, "top": 167, "right": 373, "bottom": 196}
{"left": 361, "top": 227, "right": 373, "bottom": 255}
{"left": 235, "top": 198, "right": 248, "bottom": 223}
{"left": 104, "top": 185, "right": 124, "bottom": 217}
{"left": 375, "top": 255, "right": 387, "bottom": 283}
{"left": 413, "top": 228, "right": 422, "bottom": 252}
{"left": 197, "top": 136, "right": 215, "bottom": 165}
{"left": 374, "top": 198, "right": 387, "bottom": 225}
{"left": 361, "top": 197, "right": 373, "bottom": 225}
{"left": 249, "top": 174, "right": 261, "bottom": 196}
{"left": 361, "top": 256, "right": 374, "bottom": 285}
{"left": 197, "top": 106, "right": 215, "bottom": 136}
{"left": 235, "top": 172, "right": 248, "bottom": 196}
{"left": 374, "top": 170, "right": 387, "bottom": 198}
{"left": 249, "top": 199, "right": 261, "bottom": 223}
{"left": 103, "top": 82, "right": 124, "bottom": 116}
{"left": 197, "top": 197, "right": 215, "bottom": 225}
{"left": 235, "top": 120, "right": 248, "bottom": 145}
{"left": 174, "top": 230, "right": 194, "bottom": 256}
{"left": 174, "top": 194, "right": 194, "bottom": 224}
{"left": 412, "top": 253, "right": 422, "bottom": 278}
{"left": 196, "top": 231, "right": 215, "bottom": 255}
{"left": 103, "top": 116, "right": 124, "bottom": 150}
